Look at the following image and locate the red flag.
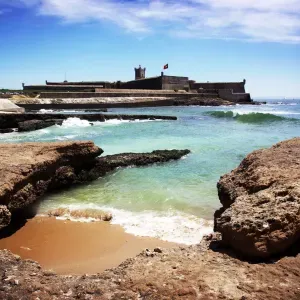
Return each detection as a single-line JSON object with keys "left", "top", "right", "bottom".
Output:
{"left": 163, "top": 64, "right": 168, "bottom": 70}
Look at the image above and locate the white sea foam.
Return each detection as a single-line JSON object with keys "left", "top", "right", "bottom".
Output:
{"left": 55, "top": 135, "right": 77, "bottom": 141}
{"left": 41, "top": 203, "right": 213, "bottom": 245}
{"left": 59, "top": 117, "right": 163, "bottom": 128}
{"left": 61, "top": 117, "right": 91, "bottom": 128}
{"left": 230, "top": 109, "right": 300, "bottom": 116}
{"left": 39, "top": 109, "right": 54, "bottom": 113}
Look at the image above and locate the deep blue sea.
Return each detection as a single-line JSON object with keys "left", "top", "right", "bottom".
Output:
{"left": 1, "top": 99, "right": 299, "bottom": 244}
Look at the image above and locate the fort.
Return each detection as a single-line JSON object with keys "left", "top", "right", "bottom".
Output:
{"left": 22, "top": 65, "right": 251, "bottom": 103}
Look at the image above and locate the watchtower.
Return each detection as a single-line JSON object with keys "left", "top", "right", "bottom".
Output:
{"left": 135, "top": 65, "right": 146, "bottom": 80}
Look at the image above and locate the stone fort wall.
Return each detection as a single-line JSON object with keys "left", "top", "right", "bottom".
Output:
{"left": 190, "top": 81, "right": 246, "bottom": 93}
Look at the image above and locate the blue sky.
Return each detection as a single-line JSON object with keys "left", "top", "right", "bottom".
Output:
{"left": 0, "top": 0, "right": 299, "bottom": 98}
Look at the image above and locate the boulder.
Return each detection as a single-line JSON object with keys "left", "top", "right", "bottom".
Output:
{"left": 0, "top": 141, "right": 102, "bottom": 229}
{"left": 215, "top": 138, "right": 300, "bottom": 259}
{"left": 0, "top": 99, "right": 25, "bottom": 114}
{"left": 18, "top": 120, "right": 57, "bottom": 132}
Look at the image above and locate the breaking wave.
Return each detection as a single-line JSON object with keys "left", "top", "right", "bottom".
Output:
{"left": 59, "top": 117, "right": 163, "bottom": 128}
{"left": 41, "top": 204, "right": 213, "bottom": 245}
{"left": 205, "top": 111, "right": 296, "bottom": 123}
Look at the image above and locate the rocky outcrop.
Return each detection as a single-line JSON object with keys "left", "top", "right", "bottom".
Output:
{"left": 18, "top": 119, "right": 62, "bottom": 132}
{"left": 0, "top": 99, "right": 25, "bottom": 114}
{"left": 215, "top": 138, "right": 300, "bottom": 259}
{"left": 0, "top": 113, "right": 177, "bottom": 132}
{"left": 173, "top": 97, "right": 234, "bottom": 106}
{"left": 93, "top": 150, "right": 190, "bottom": 176}
{"left": 0, "top": 142, "right": 189, "bottom": 229}
{"left": 1, "top": 236, "right": 300, "bottom": 300}
{"left": 0, "top": 142, "right": 102, "bottom": 230}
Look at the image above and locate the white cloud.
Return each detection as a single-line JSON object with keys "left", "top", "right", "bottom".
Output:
{"left": 2, "top": 0, "right": 300, "bottom": 43}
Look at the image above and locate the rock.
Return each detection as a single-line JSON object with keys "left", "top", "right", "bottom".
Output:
{"left": 1, "top": 245, "right": 300, "bottom": 300}
{"left": 215, "top": 138, "right": 300, "bottom": 259}
{"left": 0, "top": 141, "right": 102, "bottom": 229}
{"left": 0, "top": 99, "right": 24, "bottom": 113}
{"left": 0, "top": 205, "right": 11, "bottom": 230}
{"left": 0, "top": 113, "right": 177, "bottom": 132}
{"left": 0, "top": 143, "right": 189, "bottom": 229}
{"left": 154, "top": 247, "right": 163, "bottom": 253}
{"left": 18, "top": 120, "right": 57, "bottom": 132}
{"left": 94, "top": 149, "right": 191, "bottom": 175}
{"left": 102, "top": 213, "right": 113, "bottom": 222}
{"left": 0, "top": 128, "right": 15, "bottom": 133}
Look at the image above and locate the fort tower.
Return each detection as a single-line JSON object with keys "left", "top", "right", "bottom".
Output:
{"left": 135, "top": 65, "right": 146, "bottom": 80}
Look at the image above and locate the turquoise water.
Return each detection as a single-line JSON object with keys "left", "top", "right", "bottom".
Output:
{"left": 1, "top": 100, "right": 299, "bottom": 244}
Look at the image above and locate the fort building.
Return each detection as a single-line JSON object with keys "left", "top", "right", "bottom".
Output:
{"left": 135, "top": 65, "right": 146, "bottom": 80}
{"left": 22, "top": 66, "right": 251, "bottom": 103}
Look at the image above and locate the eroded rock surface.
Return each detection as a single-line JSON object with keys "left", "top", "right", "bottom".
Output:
{"left": 215, "top": 138, "right": 300, "bottom": 259}
{"left": 0, "top": 141, "right": 102, "bottom": 229}
{"left": 1, "top": 237, "right": 300, "bottom": 300}
{"left": 0, "top": 142, "right": 189, "bottom": 229}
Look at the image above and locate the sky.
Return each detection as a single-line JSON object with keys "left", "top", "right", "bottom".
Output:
{"left": 0, "top": 0, "right": 299, "bottom": 98}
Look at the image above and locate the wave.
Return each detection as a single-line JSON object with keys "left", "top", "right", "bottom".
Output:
{"left": 41, "top": 204, "right": 213, "bottom": 245}
{"left": 39, "top": 109, "right": 54, "bottom": 113}
{"left": 272, "top": 102, "right": 299, "bottom": 106}
{"left": 59, "top": 117, "right": 163, "bottom": 128}
{"left": 205, "top": 111, "right": 297, "bottom": 123}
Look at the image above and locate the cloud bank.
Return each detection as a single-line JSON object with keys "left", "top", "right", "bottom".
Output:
{"left": 2, "top": 0, "right": 300, "bottom": 43}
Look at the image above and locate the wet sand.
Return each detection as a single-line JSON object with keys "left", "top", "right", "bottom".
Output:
{"left": 0, "top": 217, "right": 177, "bottom": 275}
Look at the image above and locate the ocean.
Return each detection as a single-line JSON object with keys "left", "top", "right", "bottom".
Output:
{"left": 1, "top": 99, "right": 300, "bottom": 244}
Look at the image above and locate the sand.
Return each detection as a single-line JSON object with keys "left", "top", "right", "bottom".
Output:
{"left": 0, "top": 217, "right": 177, "bottom": 275}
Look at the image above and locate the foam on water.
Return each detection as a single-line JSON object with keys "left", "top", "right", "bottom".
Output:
{"left": 41, "top": 203, "right": 213, "bottom": 245}
{"left": 39, "top": 109, "right": 54, "bottom": 113}
{"left": 61, "top": 117, "right": 91, "bottom": 128}
{"left": 59, "top": 117, "right": 164, "bottom": 128}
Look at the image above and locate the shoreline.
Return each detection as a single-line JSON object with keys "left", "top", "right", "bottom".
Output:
{"left": 0, "top": 216, "right": 178, "bottom": 275}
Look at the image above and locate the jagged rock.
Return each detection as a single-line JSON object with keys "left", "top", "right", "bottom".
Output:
{"left": 0, "top": 205, "right": 11, "bottom": 229}
{"left": 1, "top": 244, "right": 300, "bottom": 300}
{"left": 215, "top": 138, "right": 300, "bottom": 259}
{"left": 94, "top": 149, "right": 191, "bottom": 176}
{"left": 0, "top": 142, "right": 189, "bottom": 229}
{"left": 0, "top": 141, "right": 102, "bottom": 229}
{"left": 18, "top": 119, "right": 59, "bottom": 132}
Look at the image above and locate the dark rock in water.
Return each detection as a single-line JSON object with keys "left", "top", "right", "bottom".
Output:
{"left": 18, "top": 119, "right": 62, "bottom": 132}
{"left": 0, "top": 128, "right": 14, "bottom": 133}
{"left": 0, "top": 113, "right": 177, "bottom": 132}
{"left": 0, "top": 142, "right": 190, "bottom": 229}
{"left": 94, "top": 149, "right": 191, "bottom": 176}
{"left": 215, "top": 138, "right": 300, "bottom": 259}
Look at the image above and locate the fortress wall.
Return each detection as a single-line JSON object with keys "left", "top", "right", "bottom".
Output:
{"left": 46, "top": 81, "right": 111, "bottom": 88}
{"left": 162, "top": 76, "right": 190, "bottom": 91}
{"left": 120, "top": 77, "right": 162, "bottom": 90}
{"left": 191, "top": 82, "right": 246, "bottom": 93}
{"left": 37, "top": 92, "right": 202, "bottom": 98}
{"left": 218, "top": 89, "right": 251, "bottom": 102}
{"left": 24, "top": 85, "right": 96, "bottom": 93}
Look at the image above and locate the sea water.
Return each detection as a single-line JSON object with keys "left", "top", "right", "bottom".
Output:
{"left": 1, "top": 99, "right": 299, "bottom": 244}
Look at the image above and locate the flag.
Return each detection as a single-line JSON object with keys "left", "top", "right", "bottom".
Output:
{"left": 163, "top": 64, "right": 168, "bottom": 70}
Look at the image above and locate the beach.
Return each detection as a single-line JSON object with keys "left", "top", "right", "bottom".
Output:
{"left": 0, "top": 216, "right": 177, "bottom": 275}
